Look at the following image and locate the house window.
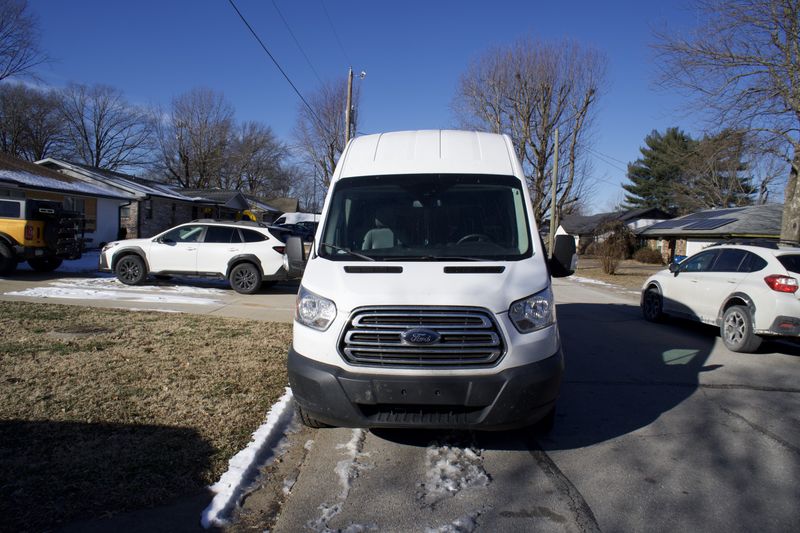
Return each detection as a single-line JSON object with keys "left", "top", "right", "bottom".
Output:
{"left": 120, "top": 205, "right": 131, "bottom": 218}
{"left": 144, "top": 199, "right": 153, "bottom": 220}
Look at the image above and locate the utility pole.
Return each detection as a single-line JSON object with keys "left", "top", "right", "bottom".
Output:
{"left": 548, "top": 127, "right": 559, "bottom": 256}
{"left": 345, "top": 66, "right": 354, "bottom": 145}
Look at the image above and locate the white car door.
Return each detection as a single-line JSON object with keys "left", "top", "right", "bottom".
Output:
{"left": 663, "top": 250, "right": 718, "bottom": 319}
{"left": 698, "top": 249, "right": 750, "bottom": 323}
{"left": 148, "top": 224, "right": 204, "bottom": 273}
{"left": 196, "top": 225, "right": 244, "bottom": 276}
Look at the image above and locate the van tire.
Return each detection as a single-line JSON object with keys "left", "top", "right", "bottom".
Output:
{"left": 296, "top": 403, "right": 330, "bottom": 428}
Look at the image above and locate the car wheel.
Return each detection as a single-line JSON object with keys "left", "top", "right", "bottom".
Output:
{"left": 229, "top": 262, "right": 261, "bottom": 294}
{"left": 27, "top": 257, "right": 63, "bottom": 272}
{"left": 115, "top": 255, "right": 147, "bottom": 285}
{"left": 0, "top": 242, "right": 17, "bottom": 275}
{"left": 721, "top": 305, "right": 762, "bottom": 353}
{"left": 641, "top": 286, "right": 664, "bottom": 322}
{"left": 296, "top": 402, "right": 330, "bottom": 428}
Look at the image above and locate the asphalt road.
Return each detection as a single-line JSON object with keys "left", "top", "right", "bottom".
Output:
{"left": 249, "top": 278, "right": 800, "bottom": 533}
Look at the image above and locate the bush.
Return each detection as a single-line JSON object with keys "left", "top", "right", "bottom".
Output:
{"left": 594, "top": 221, "right": 635, "bottom": 274}
{"left": 633, "top": 247, "right": 665, "bottom": 265}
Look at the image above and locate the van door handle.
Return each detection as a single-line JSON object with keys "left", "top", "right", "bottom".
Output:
{"left": 186, "top": 247, "right": 196, "bottom": 251}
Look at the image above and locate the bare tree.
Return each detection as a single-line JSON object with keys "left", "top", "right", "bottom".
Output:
{"left": 655, "top": 0, "right": 800, "bottom": 242}
{"left": 58, "top": 83, "right": 153, "bottom": 170}
{"left": 454, "top": 39, "right": 606, "bottom": 224}
{"left": 224, "top": 121, "right": 287, "bottom": 194}
{"left": 0, "top": 0, "right": 46, "bottom": 81}
{"left": 156, "top": 87, "right": 233, "bottom": 189}
{"left": 0, "top": 82, "right": 64, "bottom": 161}
{"left": 293, "top": 77, "right": 358, "bottom": 197}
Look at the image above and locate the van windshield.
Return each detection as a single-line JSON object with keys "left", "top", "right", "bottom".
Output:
{"left": 319, "top": 174, "right": 532, "bottom": 261}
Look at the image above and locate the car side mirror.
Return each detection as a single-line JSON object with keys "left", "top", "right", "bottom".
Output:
{"left": 669, "top": 262, "right": 680, "bottom": 274}
{"left": 283, "top": 236, "right": 307, "bottom": 277}
{"left": 549, "top": 234, "right": 576, "bottom": 278}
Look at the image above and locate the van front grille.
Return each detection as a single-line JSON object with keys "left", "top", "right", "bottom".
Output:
{"left": 339, "top": 307, "right": 504, "bottom": 368}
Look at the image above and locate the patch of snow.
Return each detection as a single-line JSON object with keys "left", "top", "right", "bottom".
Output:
{"left": 307, "top": 429, "right": 375, "bottom": 533}
{"left": 4, "top": 276, "right": 228, "bottom": 305}
{"left": 417, "top": 439, "right": 490, "bottom": 507}
{"left": 15, "top": 251, "right": 103, "bottom": 274}
{"left": 425, "top": 510, "right": 484, "bottom": 533}
{"left": 569, "top": 276, "right": 618, "bottom": 288}
{"left": 201, "top": 388, "right": 295, "bottom": 529}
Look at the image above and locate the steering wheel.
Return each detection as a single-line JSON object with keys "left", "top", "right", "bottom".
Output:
{"left": 456, "top": 233, "right": 492, "bottom": 244}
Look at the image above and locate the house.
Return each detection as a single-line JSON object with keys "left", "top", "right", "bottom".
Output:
{"left": 559, "top": 207, "right": 673, "bottom": 253}
{"left": 36, "top": 159, "right": 222, "bottom": 239}
{"left": 243, "top": 193, "right": 281, "bottom": 223}
{"left": 638, "top": 203, "right": 784, "bottom": 261}
{"left": 0, "top": 154, "right": 129, "bottom": 246}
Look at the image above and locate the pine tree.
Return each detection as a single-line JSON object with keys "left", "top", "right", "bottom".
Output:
{"left": 623, "top": 127, "right": 693, "bottom": 214}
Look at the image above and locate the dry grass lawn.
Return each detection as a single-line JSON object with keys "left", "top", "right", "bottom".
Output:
{"left": 574, "top": 255, "right": 666, "bottom": 291}
{"left": 0, "top": 301, "right": 292, "bottom": 531}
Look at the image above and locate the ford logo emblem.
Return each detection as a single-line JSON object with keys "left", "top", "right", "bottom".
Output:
{"left": 402, "top": 328, "right": 441, "bottom": 345}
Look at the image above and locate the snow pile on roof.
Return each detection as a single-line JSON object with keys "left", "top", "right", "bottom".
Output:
{"left": 201, "top": 388, "right": 295, "bottom": 528}
{"left": 0, "top": 169, "right": 123, "bottom": 197}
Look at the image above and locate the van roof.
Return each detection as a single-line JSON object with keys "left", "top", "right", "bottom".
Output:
{"left": 335, "top": 130, "right": 517, "bottom": 180}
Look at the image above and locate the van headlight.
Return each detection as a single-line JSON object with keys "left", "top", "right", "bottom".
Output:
{"left": 296, "top": 286, "right": 337, "bottom": 331}
{"left": 509, "top": 287, "right": 554, "bottom": 333}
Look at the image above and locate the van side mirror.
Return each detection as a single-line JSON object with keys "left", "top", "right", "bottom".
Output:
{"left": 283, "top": 236, "right": 307, "bottom": 277}
{"left": 549, "top": 234, "right": 576, "bottom": 278}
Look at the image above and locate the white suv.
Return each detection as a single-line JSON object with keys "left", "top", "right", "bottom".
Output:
{"left": 641, "top": 242, "right": 800, "bottom": 352}
{"left": 99, "top": 220, "right": 289, "bottom": 294}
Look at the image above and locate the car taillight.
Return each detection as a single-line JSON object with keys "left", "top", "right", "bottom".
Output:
{"left": 273, "top": 246, "right": 286, "bottom": 254}
{"left": 764, "top": 274, "right": 799, "bottom": 293}
{"left": 24, "top": 225, "right": 34, "bottom": 240}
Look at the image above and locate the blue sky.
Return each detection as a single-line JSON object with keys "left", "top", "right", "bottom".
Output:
{"left": 30, "top": 0, "right": 703, "bottom": 213}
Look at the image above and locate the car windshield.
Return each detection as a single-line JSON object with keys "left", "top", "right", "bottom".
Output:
{"left": 318, "top": 174, "right": 532, "bottom": 261}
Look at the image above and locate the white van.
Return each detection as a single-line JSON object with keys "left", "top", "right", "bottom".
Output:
{"left": 285, "top": 130, "right": 575, "bottom": 430}
{"left": 274, "top": 212, "right": 320, "bottom": 225}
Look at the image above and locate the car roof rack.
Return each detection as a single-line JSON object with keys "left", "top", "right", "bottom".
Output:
{"left": 710, "top": 238, "right": 800, "bottom": 250}
{"left": 189, "top": 218, "right": 269, "bottom": 228}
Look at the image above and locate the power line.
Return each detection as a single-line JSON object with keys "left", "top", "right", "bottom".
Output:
{"left": 227, "top": 0, "right": 325, "bottom": 130}
{"left": 319, "top": 0, "right": 352, "bottom": 65}
{"left": 587, "top": 147, "right": 629, "bottom": 174}
{"left": 270, "top": 0, "right": 324, "bottom": 86}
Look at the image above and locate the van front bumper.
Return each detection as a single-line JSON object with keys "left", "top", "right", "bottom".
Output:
{"left": 288, "top": 346, "right": 563, "bottom": 430}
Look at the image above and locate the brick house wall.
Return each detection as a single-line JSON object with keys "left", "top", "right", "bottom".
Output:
{"left": 120, "top": 198, "right": 201, "bottom": 239}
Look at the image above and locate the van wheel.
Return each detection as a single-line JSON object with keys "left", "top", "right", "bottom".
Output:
{"left": 296, "top": 403, "right": 330, "bottom": 428}
{"left": 28, "top": 257, "right": 63, "bottom": 272}
{"left": 229, "top": 263, "right": 261, "bottom": 294}
{"left": 115, "top": 255, "right": 147, "bottom": 285}
{"left": 641, "top": 286, "right": 664, "bottom": 322}
{"left": 0, "top": 242, "right": 17, "bottom": 275}
{"left": 721, "top": 305, "right": 762, "bottom": 353}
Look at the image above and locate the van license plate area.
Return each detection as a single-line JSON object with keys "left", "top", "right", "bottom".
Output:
{"left": 338, "top": 376, "right": 501, "bottom": 406}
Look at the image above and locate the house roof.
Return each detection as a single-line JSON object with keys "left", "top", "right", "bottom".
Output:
{"left": 36, "top": 159, "right": 199, "bottom": 202}
{"left": 560, "top": 207, "right": 672, "bottom": 235}
{"left": 268, "top": 197, "right": 299, "bottom": 214}
{"left": 178, "top": 188, "right": 251, "bottom": 210}
{"left": 639, "top": 204, "right": 783, "bottom": 238}
{"left": 242, "top": 193, "right": 280, "bottom": 213}
{"left": 0, "top": 154, "right": 128, "bottom": 199}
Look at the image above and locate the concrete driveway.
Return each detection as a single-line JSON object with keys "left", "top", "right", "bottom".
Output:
{"left": 235, "top": 277, "right": 800, "bottom": 533}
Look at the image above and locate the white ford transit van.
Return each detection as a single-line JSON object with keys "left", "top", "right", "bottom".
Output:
{"left": 285, "top": 130, "right": 575, "bottom": 430}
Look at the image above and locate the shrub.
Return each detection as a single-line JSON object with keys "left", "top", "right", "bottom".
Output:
{"left": 594, "top": 221, "right": 635, "bottom": 274}
{"left": 633, "top": 247, "right": 665, "bottom": 265}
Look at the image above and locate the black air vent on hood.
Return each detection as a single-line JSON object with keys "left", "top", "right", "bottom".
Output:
{"left": 444, "top": 266, "right": 506, "bottom": 274}
{"left": 344, "top": 266, "right": 403, "bottom": 273}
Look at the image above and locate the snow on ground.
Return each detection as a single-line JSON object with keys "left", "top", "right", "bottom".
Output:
{"left": 4, "top": 276, "right": 228, "bottom": 305}
{"left": 201, "top": 388, "right": 296, "bottom": 528}
{"left": 417, "top": 441, "right": 490, "bottom": 508}
{"left": 307, "top": 429, "right": 376, "bottom": 533}
{"left": 569, "top": 275, "right": 640, "bottom": 295}
{"left": 425, "top": 511, "right": 484, "bottom": 533}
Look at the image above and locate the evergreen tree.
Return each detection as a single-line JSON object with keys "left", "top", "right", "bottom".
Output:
{"left": 623, "top": 127, "right": 693, "bottom": 214}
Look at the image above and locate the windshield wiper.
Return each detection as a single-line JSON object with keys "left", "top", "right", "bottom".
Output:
{"left": 320, "top": 243, "right": 376, "bottom": 261}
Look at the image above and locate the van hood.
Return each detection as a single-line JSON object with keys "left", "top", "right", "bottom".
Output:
{"left": 300, "top": 256, "right": 551, "bottom": 315}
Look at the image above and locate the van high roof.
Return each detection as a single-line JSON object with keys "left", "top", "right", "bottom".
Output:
{"left": 335, "top": 130, "right": 519, "bottom": 180}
